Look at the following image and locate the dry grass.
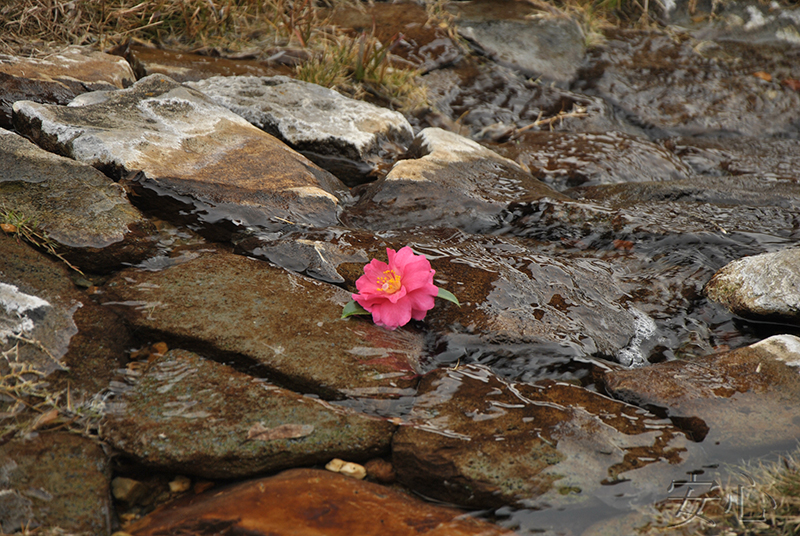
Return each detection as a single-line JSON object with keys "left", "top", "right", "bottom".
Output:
{"left": 0, "top": 0, "right": 427, "bottom": 109}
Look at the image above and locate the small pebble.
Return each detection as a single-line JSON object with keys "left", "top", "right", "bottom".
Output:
{"left": 169, "top": 475, "right": 192, "bottom": 493}
{"left": 325, "top": 458, "right": 366, "bottom": 479}
{"left": 111, "top": 477, "right": 149, "bottom": 505}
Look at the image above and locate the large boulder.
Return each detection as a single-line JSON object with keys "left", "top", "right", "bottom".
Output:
{"left": 12, "top": 74, "right": 351, "bottom": 235}
{"left": 345, "top": 128, "right": 566, "bottom": 233}
{"left": 187, "top": 75, "right": 414, "bottom": 186}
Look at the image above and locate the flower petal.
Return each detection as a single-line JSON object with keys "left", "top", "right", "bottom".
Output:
{"left": 370, "top": 299, "right": 413, "bottom": 330}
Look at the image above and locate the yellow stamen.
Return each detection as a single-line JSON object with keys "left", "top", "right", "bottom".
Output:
{"left": 376, "top": 269, "right": 402, "bottom": 294}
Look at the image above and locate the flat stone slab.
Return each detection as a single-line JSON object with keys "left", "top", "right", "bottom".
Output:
{"left": 0, "top": 45, "right": 134, "bottom": 128}
{"left": 603, "top": 335, "right": 800, "bottom": 451}
{"left": 12, "top": 74, "right": 350, "bottom": 232}
{"left": 101, "top": 249, "right": 425, "bottom": 399}
{"left": 393, "top": 365, "right": 696, "bottom": 510}
{"left": 102, "top": 349, "right": 395, "bottom": 479}
{"left": 127, "top": 468, "right": 513, "bottom": 535}
{"left": 187, "top": 75, "right": 414, "bottom": 186}
{"left": 705, "top": 248, "right": 800, "bottom": 322}
{"left": 0, "top": 432, "right": 111, "bottom": 535}
{"left": 0, "top": 128, "right": 154, "bottom": 271}
{"left": 345, "top": 127, "right": 566, "bottom": 232}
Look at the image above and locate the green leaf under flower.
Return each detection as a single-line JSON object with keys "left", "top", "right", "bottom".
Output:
{"left": 437, "top": 288, "right": 460, "bottom": 306}
{"left": 341, "top": 300, "right": 371, "bottom": 319}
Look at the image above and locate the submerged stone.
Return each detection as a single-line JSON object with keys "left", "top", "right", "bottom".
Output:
{"left": 102, "top": 349, "right": 394, "bottom": 479}
{"left": 126, "top": 468, "right": 513, "bottom": 536}
{"left": 187, "top": 75, "right": 414, "bottom": 186}
{"left": 672, "top": 136, "right": 800, "bottom": 180}
{"left": 101, "top": 249, "right": 424, "bottom": 399}
{"left": 603, "top": 335, "right": 800, "bottom": 451}
{"left": 345, "top": 127, "right": 566, "bottom": 233}
{"left": 705, "top": 248, "right": 800, "bottom": 322}
{"left": 0, "top": 45, "right": 134, "bottom": 128}
{"left": 489, "top": 130, "right": 693, "bottom": 191}
{"left": 0, "top": 128, "right": 155, "bottom": 271}
{"left": 12, "top": 74, "right": 350, "bottom": 234}
{"left": 0, "top": 432, "right": 111, "bottom": 535}
{"left": 393, "top": 365, "right": 694, "bottom": 510}
{"left": 576, "top": 30, "right": 800, "bottom": 138}
{"left": 239, "top": 227, "right": 638, "bottom": 364}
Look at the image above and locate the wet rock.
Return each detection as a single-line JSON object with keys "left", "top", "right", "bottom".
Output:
{"left": 0, "top": 45, "right": 135, "bottom": 129}
{"left": 705, "top": 248, "right": 800, "bottom": 322}
{"left": 0, "top": 128, "right": 155, "bottom": 271}
{"left": 239, "top": 227, "right": 639, "bottom": 366}
{"left": 345, "top": 127, "right": 566, "bottom": 232}
{"left": 101, "top": 249, "right": 424, "bottom": 399}
{"left": 126, "top": 468, "right": 513, "bottom": 536}
{"left": 0, "top": 233, "right": 131, "bottom": 394}
{"left": 325, "top": 2, "right": 463, "bottom": 73}
{"left": 0, "top": 432, "right": 111, "bottom": 535}
{"left": 419, "top": 60, "right": 639, "bottom": 139}
{"left": 12, "top": 74, "right": 350, "bottom": 235}
{"left": 102, "top": 349, "right": 394, "bottom": 479}
{"left": 452, "top": 0, "right": 585, "bottom": 85}
{"left": 576, "top": 30, "right": 800, "bottom": 138}
{"left": 187, "top": 75, "right": 414, "bottom": 186}
{"left": 569, "top": 174, "right": 800, "bottom": 237}
{"left": 488, "top": 131, "right": 693, "bottom": 191}
{"left": 603, "top": 335, "right": 800, "bottom": 451}
{"left": 393, "top": 365, "right": 694, "bottom": 510}
{"left": 671, "top": 136, "right": 800, "bottom": 180}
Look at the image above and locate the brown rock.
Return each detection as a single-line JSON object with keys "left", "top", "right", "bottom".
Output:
{"left": 12, "top": 74, "right": 350, "bottom": 234}
{"left": 393, "top": 365, "right": 695, "bottom": 510}
{"left": 365, "top": 458, "right": 397, "bottom": 483}
{"left": 0, "top": 432, "right": 111, "bottom": 535}
{"left": 603, "top": 335, "right": 800, "bottom": 450}
{"left": 127, "top": 468, "right": 513, "bottom": 536}
{"left": 101, "top": 250, "right": 424, "bottom": 399}
{"left": 0, "top": 46, "right": 134, "bottom": 128}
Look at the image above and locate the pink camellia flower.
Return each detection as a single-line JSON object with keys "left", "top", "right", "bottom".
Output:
{"left": 352, "top": 246, "right": 439, "bottom": 330}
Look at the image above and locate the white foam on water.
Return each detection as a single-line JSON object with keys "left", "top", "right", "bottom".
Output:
{"left": 616, "top": 308, "right": 657, "bottom": 368}
{"left": 0, "top": 282, "right": 50, "bottom": 343}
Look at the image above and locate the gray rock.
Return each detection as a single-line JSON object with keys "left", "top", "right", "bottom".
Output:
{"left": 345, "top": 127, "right": 566, "bottom": 232}
{"left": 0, "top": 432, "right": 111, "bottom": 535}
{"left": 0, "top": 46, "right": 134, "bottom": 129}
{"left": 101, "top": 249, "right": 425, "bottom": 399}
{"left": 187, "top": 75, "right": 414, "bottom": 186}
{"left": 393, "top": 365, "right": 696, "bottom": 510}
{"left": 705, "top": 248, "right": 800, "bottom": 321}
{"left": 12, "top": 74, "right": 350, "bottom": 233}
{"left": 604, "top": 334, "right": 800, "bottom": 451}
{"left": 0, "top": 128, "right": 154, "bottom": 271}
{"left": 102, "top": 349, "right": 394, "bottom": 479}
{"left": 455, "top": 8, "right": 586, "bottom": 85}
